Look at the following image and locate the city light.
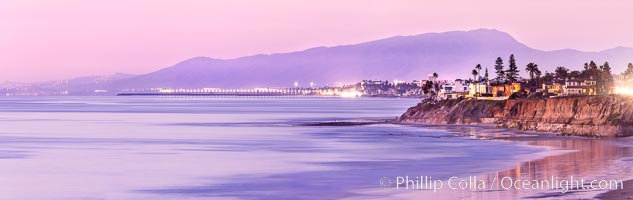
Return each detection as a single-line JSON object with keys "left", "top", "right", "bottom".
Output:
{"left": 615, "top": 87, "right": 633, "bottom": 95}
{"left": 112, "top": 79, "right": 429, "bottom": 97}
{"left": 339, "top": 90, "right": 362, "bottom": 98}
{"left": 159, "top": 88, "right": 174, "bottom": 93}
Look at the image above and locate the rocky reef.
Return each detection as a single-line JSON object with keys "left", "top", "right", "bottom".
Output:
{"left": 398, "top": 96, "right": 633, "bottom": 137}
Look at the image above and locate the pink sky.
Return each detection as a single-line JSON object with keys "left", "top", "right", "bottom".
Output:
{"left": 1, "top": 0, "right": 631, "bottom": 82}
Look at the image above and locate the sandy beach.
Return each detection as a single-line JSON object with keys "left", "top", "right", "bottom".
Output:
{"left": 498, "top": 136, "right": 628, "bottom": 199}
{"left": 597, "top": 181, "right": 633, "bottom": 199}
{"left": 595, "top": 136, "right": 633, "bottom": 200}
{"left": 409, "top": 125, "right": 633, "bottom": 199}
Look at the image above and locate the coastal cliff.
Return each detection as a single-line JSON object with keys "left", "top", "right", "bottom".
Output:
{"left": 398, "top": 96, "right": 633, "bottom": 137}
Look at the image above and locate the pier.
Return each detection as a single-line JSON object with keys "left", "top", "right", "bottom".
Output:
{"left": 116, "top": 88, "right": 344, "bottom": 97}
{"left": 117, "top": 92, "right": 297, "bottom": 96}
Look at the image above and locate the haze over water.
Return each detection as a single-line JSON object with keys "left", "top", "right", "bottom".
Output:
{"left": 1, "top": 96, "right": 626, "bottom": 200}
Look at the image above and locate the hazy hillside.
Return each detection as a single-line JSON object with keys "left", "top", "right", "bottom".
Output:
{"left": 2, "top": 73, "right": 134, "bottom": 96}
{"left": 113, "top": 29, "right": 633, "bottom": 89}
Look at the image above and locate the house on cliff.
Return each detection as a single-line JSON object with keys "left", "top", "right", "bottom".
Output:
{"left": 439, "top": 79, "right": 470, "bottom": 99}
{"left": 439, "top": 79, "right": 469, "bottom": 99}
{"left": 491, "top": 82, "right": 527, "bottom": 97}
{"left": 542, "top": 80, "right": 565, "bottom": 96}
{"left": 562, "top": 78, "right": 597, "bottom": 96}
{"left": 469, "top": 82, "right": 490, "bottom": 97}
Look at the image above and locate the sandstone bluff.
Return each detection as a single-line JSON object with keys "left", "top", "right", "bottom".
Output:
{"left": 398, "top": 96, "right": 633, "bottom": 138}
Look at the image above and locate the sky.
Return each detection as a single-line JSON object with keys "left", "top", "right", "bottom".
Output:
{"left": 1, "top": 0, "right": 632, "bottom": 82}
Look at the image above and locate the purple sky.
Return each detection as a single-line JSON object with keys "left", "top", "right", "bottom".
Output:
{"left": 1, "top": 0, "right": 632, "bottom": 82}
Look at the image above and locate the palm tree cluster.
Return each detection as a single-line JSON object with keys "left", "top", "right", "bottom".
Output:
{"left": 474, "top": 55, "right": 620, "bottom": 95}
{"left": 622, "top": 63, "right": 633, "bottom": 81}
{"left": 529, "top": 61, "right": 614, "bottom": 95}
{"left": 475, "top": 55, "right": 617, "bottom": 94}
{"left": 471, "top": 64, "right": 485, "bottom": 98}
{"left": 524, "top": 63, "right": 541, "bottom": 87}
{"left": 422, "top": 72, "right": 441, "bottom": 100}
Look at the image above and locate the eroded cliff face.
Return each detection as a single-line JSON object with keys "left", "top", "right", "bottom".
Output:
{"left": 399, "top": 96, "right": 633, "bottom": 137}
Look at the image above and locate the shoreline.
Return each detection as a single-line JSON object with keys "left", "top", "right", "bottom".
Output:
{"left": 596, "top": 179, "right": 633, "bottom": 199}
{"left": 351, "top": 124, "right": 583, "bottom": 199}
{"left": 421, "top": 124, "right": 632, "bottom": 199}
{"left": 306, "top": 119, "right": 627, "bottom": 198}
{"left": 323, "top": 121, "right": 632, "bottom": 199}
{"left": 116, "top": 93, "right": 424, "bottom": 98}
{"left": 294, "top": 117, "right": 633, "bottom": 199}
{"left": 595, "top": 136, "right": 633, "bottom": 199}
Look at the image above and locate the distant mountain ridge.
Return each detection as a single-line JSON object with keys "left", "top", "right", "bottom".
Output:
{"left": 7, "top": 29, "right": 633, "bottom": 95}
{"left": 113, "top": 29, "right": 633, "bottom": 89}
{"left": 1, "top": 73, "right": 134, "bottom": 95}
{"left": 61, "top": 29, "right": 633, "bottom": 90}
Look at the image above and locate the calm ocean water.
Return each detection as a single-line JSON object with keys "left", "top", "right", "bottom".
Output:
{"left": 0, "top": 96, "right": 545, "bottom": 200}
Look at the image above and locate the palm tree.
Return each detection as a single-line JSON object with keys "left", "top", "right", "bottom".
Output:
{"left": 535, "top": 69, "right": 542, "bottom": 87}
{"left": 475, "top": 64, "right": 483, "bottom": 98}
{"left": 555, "top": 66, "right": 569, "bottom": 80}
{"left": 432, "top": 72, "right": 439, "bottom": 100}
{"left": 525, "top": 63, "right": 539, "bottom": 86}
{"left": 472, "top": 69, "right": 479, "bottom": 99}
{"left": 475, "top": 64, "right": 482, "bottom": 82}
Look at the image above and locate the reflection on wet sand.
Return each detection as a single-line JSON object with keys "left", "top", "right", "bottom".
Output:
{"left": 490, "top": 139, "right": 629, "bottom": 198}
{"left": 397, "top": 131, "right": 632, "bottom": 200}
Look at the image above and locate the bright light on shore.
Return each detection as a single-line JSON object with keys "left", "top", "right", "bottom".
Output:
{"left": 339, "top": 90, "right": 362, "bottom": 98}
{"left": 615, "top": 87, "right": 633, "bottom": 95}
{"left": 159, "top": 88, "right": 174, "bottom": 93}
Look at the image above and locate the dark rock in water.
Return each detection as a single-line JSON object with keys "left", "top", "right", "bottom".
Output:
{"left": 398, "top": 95, "right": 633, "bottom": 138}
{"left": 297, "top": 121, "right": 383, "bottom": 126}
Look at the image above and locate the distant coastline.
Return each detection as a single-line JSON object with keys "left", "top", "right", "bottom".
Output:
{"left": 115, "top": 92, "right": 424, "bottom": 98}
{"left": 116, "top": 92, "right": 292, "bottom": 97}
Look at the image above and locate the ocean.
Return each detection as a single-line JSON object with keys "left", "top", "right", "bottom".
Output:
{"left": 0, "top": 96, "right": 550, "bottom": 199}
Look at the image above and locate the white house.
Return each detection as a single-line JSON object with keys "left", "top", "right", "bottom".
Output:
{"left": 469, "top": 82, "right": 490, "bottom": 97}
{"left": 439, "top": 79, "right": 470, "bottom": 99}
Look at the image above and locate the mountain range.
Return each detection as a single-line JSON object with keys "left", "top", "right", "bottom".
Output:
{"left": 6, "top": 29, "right": 633, "bottom": 94}
{"left": 113, "top": 29, "right": 633, "bottom": 89}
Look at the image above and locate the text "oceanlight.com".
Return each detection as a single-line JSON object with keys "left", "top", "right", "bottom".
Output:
{"left": 379, "top": 176, "right": 623, "bottom": 193}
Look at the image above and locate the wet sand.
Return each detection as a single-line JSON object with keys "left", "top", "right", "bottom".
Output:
{"left": 489, "top": 129, "right": 633, "bottom": 199}
{"left": 595, "top": 137, "right": 633, "bottom": 200}
{"left": 391, "top": 125, "right": 633, "bottom": 199}
{"left": 295, "top": 121, "right": 633, "bottom": 199}
{"left": 597, "top": 180, "right": 633, "bottom": 199}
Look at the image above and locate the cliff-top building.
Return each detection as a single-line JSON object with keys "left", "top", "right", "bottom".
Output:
{"left": 439, "top": 79, "right": 469, "bottom": 99}
{"left": 562, "top": 78, "right": 597, "bottom": 96}
{"left": 469, "top": 82, "right": 490, "bottom": 97}
{"left": 491, "top": 82, "right": 526, "bottom": 97}
{"left": 542, "top": 80, "right": 565, "bottom": 96}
